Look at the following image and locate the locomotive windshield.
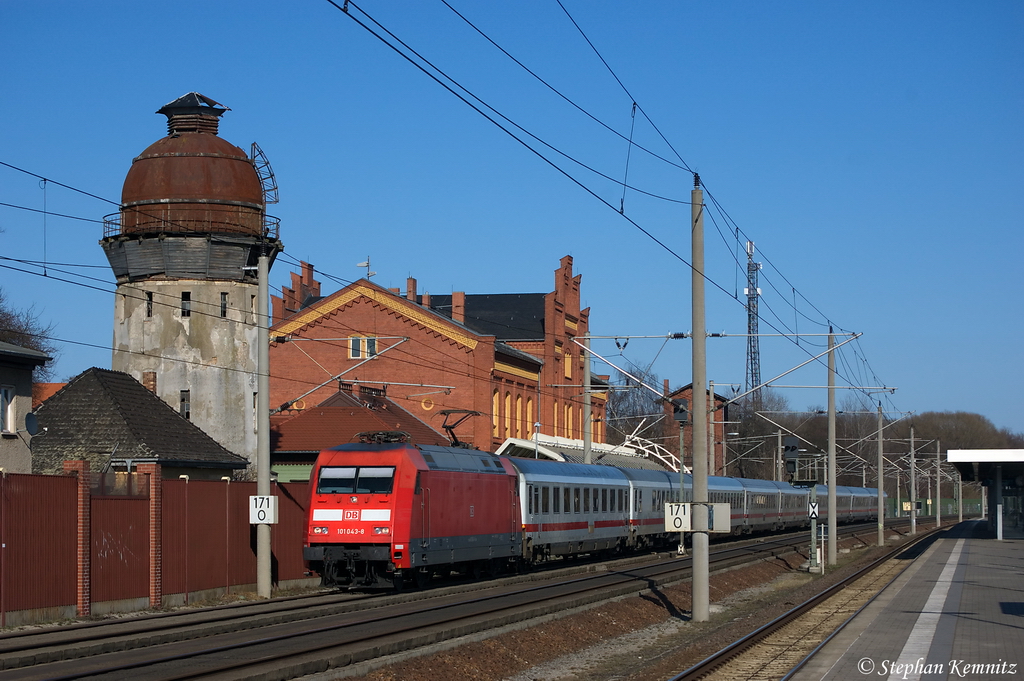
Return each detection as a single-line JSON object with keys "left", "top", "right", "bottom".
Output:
{"left": 317, "top": 466, "right": 395, "bottom": 495}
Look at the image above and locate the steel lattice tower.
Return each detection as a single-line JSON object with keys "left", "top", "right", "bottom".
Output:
{"left": 744, "top": 241, "right": 762, "bottom": 409}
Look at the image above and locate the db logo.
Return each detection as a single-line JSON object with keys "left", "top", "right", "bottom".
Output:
{"left": 344, "top": 510, "right": 360, "bottom": 520}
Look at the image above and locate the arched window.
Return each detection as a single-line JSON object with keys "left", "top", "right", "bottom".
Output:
{"left": 504, "top": 392, "right": 512, "bottom": 438}
{"left": 516, "top": 395, "right": 523, "bottom": 439}
{"left": 492, "top": 390, "right": 500, "bottom": 437}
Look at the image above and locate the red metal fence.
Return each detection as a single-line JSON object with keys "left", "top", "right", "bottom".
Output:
{"left": 91, "top": 497, "right": 149, "bottom": 604}
{"left": 0, "top": 473, "right": 77, "bottom": 625}
{"left": 0, "top": 465, "right": 312, "bottom": 625}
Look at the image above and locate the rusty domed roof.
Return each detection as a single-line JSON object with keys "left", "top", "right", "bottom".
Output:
{"left": 118, "top": 93, "right": 264, "bottom": 237}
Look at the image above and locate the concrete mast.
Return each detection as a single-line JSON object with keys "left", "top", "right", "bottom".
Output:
{"left": 690, "top": 174, "right": 709, "bottom": 622}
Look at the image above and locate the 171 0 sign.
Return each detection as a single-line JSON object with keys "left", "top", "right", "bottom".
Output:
{"left": 249, "top": 495, "right": 279, "bottom": 524}
{"left": 664, "top": 503, "right": 732, "bottom": 533}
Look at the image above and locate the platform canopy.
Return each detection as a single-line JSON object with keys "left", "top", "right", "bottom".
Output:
{"left": 947, "top": 449, "right": 1024, "bottom": 484}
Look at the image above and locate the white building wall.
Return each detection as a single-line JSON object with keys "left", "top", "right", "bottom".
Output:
{"left": 112, "top": 279, "right": 258, "bottom": 460}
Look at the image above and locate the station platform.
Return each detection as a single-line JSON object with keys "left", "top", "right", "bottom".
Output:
{"left": 793, "top": 520, "right": 1024, "bottom": 681}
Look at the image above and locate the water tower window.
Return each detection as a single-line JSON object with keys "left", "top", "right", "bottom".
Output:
{"left": 220, "top": 292, "right": 228, "bottom": 318}
{"left": 365, "top": 336, "right": 377, "bottom": 357}
{"left": 349, "top": 336, "right": 362, "bottom": 359}
{"left": 181, "top": 292, "right": 191, "bottom": 318}
{"left": 179, "top": 390, "right": 191, "bottom": 420}
{"left": 146, "top": 291, "right": 153, "bottom": 318}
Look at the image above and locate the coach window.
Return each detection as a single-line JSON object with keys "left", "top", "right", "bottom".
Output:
{"left": 573, "top": 487, "right": 581, "bottom": 513}
{"left": 527, "top": 485, "right": 533, "bottom": 514}
{"left": 542, "top": 486, "right": 550, "bottom": 514}
{"left": 602, "top": 488, "right": 608, "bottom": 513}
{"left": 584, "top": 488, "right": 590, "bottom": 513}
{"left": 553, "top": 487, "right": 561, "bottom": 513}
{"left": 533, "top": 486, "right": 540, "bottom": 515}
{"left": 563, "top": 488, "right": 570, "bottom": 514}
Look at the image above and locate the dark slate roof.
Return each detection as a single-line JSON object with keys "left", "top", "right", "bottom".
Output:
{"left": 428, "top": 293, "right": 546, "bottom": 341}
{"left": 32, "top": 368, "right": 247, "bottom": 474}
{"left": 0, "top": 340, "right": 51, "bottom": 366}
{"left": 271, "top": 389, "right": 449, "bottom": 457}
{"left": 495, "top": 342, "right": 542, "bottom": 367}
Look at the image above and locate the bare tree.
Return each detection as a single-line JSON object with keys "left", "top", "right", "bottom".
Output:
{"left": 604, "top": 366, "right": 663, "bottom": 446}
{"left": 730, "top": 387, "right": 791, "bottom": 479}
{"left": 0, "top": 288, "right": 59, "bottom": 380}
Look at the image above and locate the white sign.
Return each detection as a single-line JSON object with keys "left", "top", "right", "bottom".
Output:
{"left": 707, "top": 503, "right": 731, "bottom": 533}
{"left": 665, "top": 503, "right": 732, "bottom": 533}
{"left": 665, "top": 503, "right": 692, "bottom": 532}
{"left": 808, "top": 502, "right": 819, "bottom": 519}
{"left": 249, "top": 495, "right": 279, "bottom": 524}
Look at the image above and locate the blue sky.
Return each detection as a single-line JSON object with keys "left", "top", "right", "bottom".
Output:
{"left": 2, "top": 1, "right": 1022, "bottom": 433}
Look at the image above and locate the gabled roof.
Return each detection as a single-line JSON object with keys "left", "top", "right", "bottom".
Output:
{"left": 428, "top": 293, "right": 546, "bottom": 341}
{"left": 271, "top": 389, "right": 449, "bottom": 455}
{"left": 272, "top": 279, "right": 483, "bottom": 350}
{"left": 32, "top": 368, "right": 247, "bottom": 473}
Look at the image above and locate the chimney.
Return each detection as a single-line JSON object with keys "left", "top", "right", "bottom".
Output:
{"left": 422, "top": 291, "right": 431, "bottom": 308}
{"left": 406, "top": 277, "right": 417, "bottom": 302}
{"left": 452, "top": 291, "right": 466, "bottom": 324}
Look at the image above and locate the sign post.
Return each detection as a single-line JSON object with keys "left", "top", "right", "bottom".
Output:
{"left": 249, "top": 495, "right": 279, "bottom": 525}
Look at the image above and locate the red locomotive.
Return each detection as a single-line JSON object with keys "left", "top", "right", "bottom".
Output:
{"left": 303, "top": 434, "right": 521, "bottom": 589}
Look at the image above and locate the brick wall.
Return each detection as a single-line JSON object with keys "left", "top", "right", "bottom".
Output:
{"left": 269, "top": 257, "right": 606, "bottom": 452}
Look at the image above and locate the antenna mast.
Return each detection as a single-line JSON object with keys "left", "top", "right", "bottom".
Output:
{"left": 744, "top": 241, "right": 762, "bottom": 409}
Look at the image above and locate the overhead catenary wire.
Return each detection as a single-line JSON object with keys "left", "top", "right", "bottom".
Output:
{"left": 1, "top": 3, "right": 896, "bottom": 411}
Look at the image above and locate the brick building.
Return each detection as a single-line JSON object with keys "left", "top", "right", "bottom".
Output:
{"left": 662, "top": 382, "right": 731, "bottom": 475}
{"left": 269, "top": 256, "right": 607, "bottom": 451}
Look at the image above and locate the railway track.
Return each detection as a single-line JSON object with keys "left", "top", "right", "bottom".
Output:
{"left": 667, "top": 525, "right": 942, "bottom": 681}
{"left": 0, "top": 521, "right": 905, "bottom": 680}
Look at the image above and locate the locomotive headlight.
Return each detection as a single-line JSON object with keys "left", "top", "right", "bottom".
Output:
{"left": 373, "top": 526, "right": 391, "bottom": 535}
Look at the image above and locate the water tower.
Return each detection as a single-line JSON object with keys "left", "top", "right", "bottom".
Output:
{"left": 100, "top": 93, "right": 283, "bottom": 460}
